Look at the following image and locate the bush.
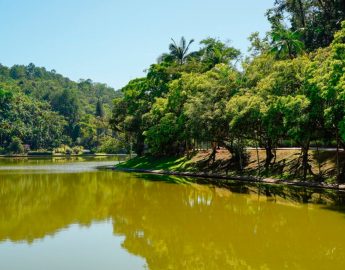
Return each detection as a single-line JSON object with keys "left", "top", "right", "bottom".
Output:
{"left": 8, "top": 137, "right": 24, "bottom": 154}
{"left": 53, "top": 145, "right": 84, "bottom": 155}
{"left": 98, "top": 137, "right": 126, "bottom": 154}
{"left": 53, "top": 145, "right": 72, "bottom": 155}
{"left": 72, "top": 146, "right": 84, "bottom": 155}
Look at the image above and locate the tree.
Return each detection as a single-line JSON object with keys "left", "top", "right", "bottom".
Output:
{"left": 144, "top": 113, "right": 185, "bottom": 156}
{"left": 0, "top": 62, "right": 117, "bottom": 152}
{"left": 0, "top": 87, "right": 13, "bottom": 116}
{"left": 199, "top": 38, "right": 241, "bottom": 70}
{"left": 248, "top": 32, "right": 270, "bottom": 57}
{"left": 270, "top": 24, "right": 305, "bottom": 59}
{"left": 268, "top": 0, "right": 345, "bottom": 50}
{"left": 168, "top": 37, "right": 195, "bottom": 65}
{"left": 183, "top": 64, "right": 240, "bottom": 162}
{"left": 9, "top": 65, "right": 26, "bottom": 79}
{"left": 95, "top": 99, "right": 105, "bottom": 118}
{"left": 228, "top": 94, "right": 279, "bottom": 170}
{"left": 308, "top": 22, "right": 345, "bottom": 181}
{"left": 51, "top": 89, "right": 81, "bottom": 142}
{"left": 110, "top": 78, "right": 152, "bottom": 156}
{"left": 8, "top": 137, "right": 24, "bottom": 154}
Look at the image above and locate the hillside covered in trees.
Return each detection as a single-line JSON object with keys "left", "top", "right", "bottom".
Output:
{"left": 111, "top": 0, "right": 345, "bottom": 182}
{"left": 0, "top": 63, "right": 122, "bottom": 154}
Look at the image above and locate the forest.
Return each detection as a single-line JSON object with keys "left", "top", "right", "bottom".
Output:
{"left": 0, "top": 63, "right": 123, "bottom": 154}
{"left": 110, "top": 0, "right": 345, "bottom": 181}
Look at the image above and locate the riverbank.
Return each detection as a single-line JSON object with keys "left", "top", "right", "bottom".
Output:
{"left": 0, "top": 153, "right": 125, "bottom": 158}
{"left": 114, "top": 149, "right": 345, "bottom": 190}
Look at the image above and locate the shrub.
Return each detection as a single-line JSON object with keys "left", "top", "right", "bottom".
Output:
{"left": 53, "top": 145, "right": 72, "bottom": 155}
{"left": 8, "top": 137, "right": 24, "bottom": 154}
{"left": 72, "top": 146, "right": 84, "bottom": 155}
{"left": 98, "top": 137, "right": 126, "bottom": 154}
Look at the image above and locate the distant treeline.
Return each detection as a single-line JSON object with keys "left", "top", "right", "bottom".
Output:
{"left": 110, "top": 0, "right": 345, "bottom": 180}
{"left": 0, "top": 63, "right": 123, "bottom": 154}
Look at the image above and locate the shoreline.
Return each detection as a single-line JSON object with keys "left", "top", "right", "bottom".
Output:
{"left": 110, "top": 166, "right": 345, "bottom": 191}
{"left": 0, "top": 153, "right": 127, "bottom": 158}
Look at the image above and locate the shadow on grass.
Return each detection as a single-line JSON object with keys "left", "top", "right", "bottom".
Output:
{"left": 117, "top": 156, "right": 190, "bottom": 171}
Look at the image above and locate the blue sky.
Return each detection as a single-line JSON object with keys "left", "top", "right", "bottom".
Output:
{"left": 0, "top": 0, "right": 274, "bottom": 89}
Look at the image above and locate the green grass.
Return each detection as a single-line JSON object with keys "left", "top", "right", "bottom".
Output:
{"left": 115, "top": 155, "right": 194, "bottom": 171}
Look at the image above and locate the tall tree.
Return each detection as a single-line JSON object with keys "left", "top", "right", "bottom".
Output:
{"left": 169, "top": 37, "right": 195, "bottom": 65}
{"left": 270, "top": 24, "right": 305, "bottom": 59}
{"left": 95, "top": 99, "right": 105, "bottom": 118}
{"left": 268, "top": 0, "right": 345, "bottom": 50}
{"left": 199, "top": 38, "right": 241, "bottom": 70}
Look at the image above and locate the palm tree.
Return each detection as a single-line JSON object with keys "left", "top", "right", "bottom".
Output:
{"left": 270, "top": 25, "right": 305, "bottom": 59}
{"left": 169, "top": 37, "right": 195, "bottom": 65}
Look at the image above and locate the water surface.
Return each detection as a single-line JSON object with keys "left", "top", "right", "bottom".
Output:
{"left": 1, "top": 157, "right": 345, "bottom": 269}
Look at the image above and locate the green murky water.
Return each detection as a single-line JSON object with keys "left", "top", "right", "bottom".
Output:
{"left": 1, "top": 157, "right": 345, "bottom": 269}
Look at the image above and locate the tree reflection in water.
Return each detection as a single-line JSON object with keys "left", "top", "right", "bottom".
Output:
{"left": 1, "top": 170, "right": 345, "bottom": 269}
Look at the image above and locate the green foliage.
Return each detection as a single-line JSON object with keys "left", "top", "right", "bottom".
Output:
{"left": 53, "top": 145, "right": 72, "bottom": 155}
{"left": 8, "top": 137, "right": 24, "bottom": 154}
{"left": 95, "top": 99, "right": 105, "bottom": 118}
{"left": 267, "top": 0, "right": 345, "bottom": 50}
{"left": 307, "top": 21, "right": 345, "bottom": 144}
{"left": 270, "top": 24, "right": 305, "bottom": 59}
{"left": 144, "top": 113, "right": 184, "bottom": 156}
{"left": 53, "top": 145, "right": 84, "bottom": 155}
{"left": 111, "top": 18, "right": 345, "bottom": 181}
{"left": 199, "top": 38, "right": 241, "bottom": 69}
{"left": 98, "top": 136, "right": 126, "bottom": 154}
{"left": 116, "top": 155, "right": 191, "bottom": 171}
{"left": 168, "top": 37, "right": 195, "bottom": 65}
{"left": 72, "top": 146, "right": 84, "bottom": 155}
{"left": 0, "top": 63, "right": 117, "bottom": 154}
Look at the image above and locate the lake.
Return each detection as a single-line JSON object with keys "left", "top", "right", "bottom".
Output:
{"left": 1, "top": 156, "right": 345, "bottom": 269}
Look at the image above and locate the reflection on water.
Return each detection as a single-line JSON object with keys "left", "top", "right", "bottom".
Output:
{"left": 0, "top": 156, "right": 126, "bottom": 173}
{"left": 1, "top": 157, "right": 345, "bottom": 269}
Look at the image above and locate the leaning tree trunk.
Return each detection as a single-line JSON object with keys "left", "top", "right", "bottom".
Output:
{"left": 219, "top": 140, "right": 246, "bottom": 171}
{"left": 255, "top": 143, "right": 261, "bottom": 175}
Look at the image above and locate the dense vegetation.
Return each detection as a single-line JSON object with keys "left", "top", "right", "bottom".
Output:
{"left": 0, "top": 63, "right": 122, "bottom": 154}
{"left": 111, "top": 0, "right": 345, "bottom": 181}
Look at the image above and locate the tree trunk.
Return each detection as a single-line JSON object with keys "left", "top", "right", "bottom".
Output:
{"left": 336, "top": 131, "right": 340, "bottom": 178}
{"left": 219, "top": 140, "right": 246, "bottom": 170}
{"left": 297, "top": 0, "right": 306, "bottom": 27}
{"left": 301, "top": 141, "right": 310, "bottom": 181}
{"left": 264, "top": 144, "right": 274, "bottom": 170}
{"left": 338, "top": 141, "right": 345, "bottom": 184}
{"left": 316, "top": 141, "right": 321, "bottom": 176}
{"left": 135, "top": 134, "right": 145, "bottom": 156}
{"left": 256, "top": 143, "right": 261, "bottom": 175}
{"left": 207, "top": 142, "right": 217, "bottom": 164}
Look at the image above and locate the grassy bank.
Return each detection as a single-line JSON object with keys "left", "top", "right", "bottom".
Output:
{"left": 116, "top": 155, "right": 193, "bottom": 171}
{"left": 116, "top": 149, "right": 345, "bottom": 185}
{"left": 0, "top": 153, "right": 123, "bottom": 158}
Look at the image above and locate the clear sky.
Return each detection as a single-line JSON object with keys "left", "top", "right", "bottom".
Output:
{"left": 0, "top": 0, "right": 274, "bottom": 90}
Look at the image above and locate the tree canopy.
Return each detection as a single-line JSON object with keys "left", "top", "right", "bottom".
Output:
{"left": 111, "top": 10, "right": 345, "bottom": 182}
{"left": 0, "top": 63, "right": 120, "bottom": 154}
